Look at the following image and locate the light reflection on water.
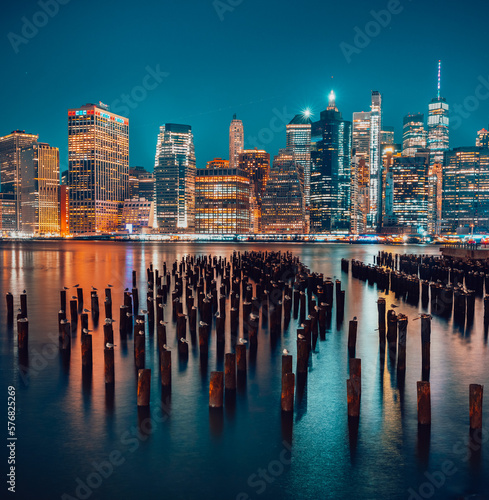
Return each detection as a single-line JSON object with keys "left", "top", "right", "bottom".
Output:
{"left": 0, "top": 241, "right": 487, "bottom": 500}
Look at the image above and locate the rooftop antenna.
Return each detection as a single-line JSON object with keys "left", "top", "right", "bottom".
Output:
{"left": 437, "top": 60, "right": 441, "bottom": 100}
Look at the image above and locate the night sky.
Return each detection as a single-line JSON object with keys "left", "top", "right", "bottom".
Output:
{"left": 1, "top": 0, "right": 489, "bottom": 172}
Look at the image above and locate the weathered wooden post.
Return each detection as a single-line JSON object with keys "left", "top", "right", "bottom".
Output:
{"left": 296, "top": 338, "right": 308, "bottom": 375}
{"left": 225, "top": 353, "right": 236, "bottom": 391}
{"left": 348, "top": 319, "right": 357, "bottom": 358}
{"left": 70, "top": 299, "right": 78, "bottom": 324}
{"left": 17, "top": 318, "right": 28, "bottom": 350}
{"left": 397, "top": 314, "right": 408, "bottom": 371}
{"left": 236, "top": 343, "right": 247, "bottom": 374}
{"left": 60, "top": 290, "right": 67, "bottom": 313}
{"left": 137, "top": 369, "right": 151, "bottom": 406}
{"left": 6, "top": 292, "right": 14, "bottom": 323}
{"left": 387, "top": 309, "right": 397, "bottom": 344}
{"left": 421, "top": 314, "right": 431, "bottom": 375}
{"left": 209, "top": 371, "right": 224, "bottom": 408}
{"left": 157, "top": 321, "right": 167, "bottom": 351}
{"left": 199, "top": 325, "right": 209, "bottom": 356}
{"left": 347, "top": 358, "right": 361, "bottom": 418}
{"left": 135, "top": 330, "right": 145, "bottom": 370}
{"left": 417, "top": 381, "right": 431, "bottom": 425}
{"left": 61, "top": 320, "right": 71, "bottom": 351}
{"left": 104, "top": 298, "right": 112, "bottom": 320}
{"left": 20, "top": 292, "right": 27, "bottom": 318}
{"left": 91, "top": 292, "right": 99, "bottom": 318}
{"left": 77, "top": 287, "right": 83, "bottom": 308}
{"left": 377, "top": 297, "right": 386, "bottom": 340}
{"left": 282, "top": 354, "right": 292, "bottom": 376}
{"left": 281, "top": 372, "right": 295, "bottom": 412}
{"left": 469, "top": 384, "right": 483, "bottom": 429}
{"left": 160, "top": 349, "right": 171, "bottom": 388}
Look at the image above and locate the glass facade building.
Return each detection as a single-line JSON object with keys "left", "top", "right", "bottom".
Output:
{"left": 20, "top": 142, "right": 59, "bottom": 234}
{"left": 442, "top": 147, "right": 489, "bottom": 233}
{"left": 238, "top": 149, "right": 270, "bottom": 233}
{"left": 68, "top": 103, "right": 129, "bottom": 234}
{"left": 427, "top": 63, "right": 449, "bottom": 167}
{"left": 310, "top": 92, "right": 351, "bottom": 232}
{"left": 0, "top": 130, "right": 39, "bottom": 230}
{"left": 229, "top": 115, "right": 244, "bottom": 170}
{"left": 129, "top": 166, "right": 154, "bottom": 201}
{"left": 369, "top": 91, "right": 382, "bottom": 229}
{"left": 195, "top": 165, "right": 250, "bottom": 234}
{"left": 154, "top": 124, "right": 196, "bottom": 232}
{"left": 402, "top": 113, "right": 427, "bottom": 157}
{"left": 261, "top": 149, "right": 306, "bottom": 234}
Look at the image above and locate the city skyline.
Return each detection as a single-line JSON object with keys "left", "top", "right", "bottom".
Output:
{"left": 1, "top": 0, "right": 488, "bottom": 170}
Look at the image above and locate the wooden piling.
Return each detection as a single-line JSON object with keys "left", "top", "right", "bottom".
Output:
{"left": 296, "top": 338, "right": 308, "bottom": 374}
{"left": 209, "top": 371, "right": 224, "bottom": 408}
{"left": 469, "top": 384, "right": 483, "bottom": 429}
{"left": 160, "top": 349, "right": 171, "bottom": 387}
{"left": 347, "top": 319, "right": 357, "bottom": 356}
{"left": 282, "top": 354, "right": 292, "bottom": 376}
{"left": 104, "top": 348, "right": 115, "bottom": 385}
{"left": 135, "top": 332, "right": 145, "bottom": 370}
{"left": 236, "top": 343, "right": 246, "bottom": 373}
{"left": 347, "top": 358, "right": 361, "bottom": 418}
{"left": 60, "top": 290, "right": 67, "bottom": 312}
{"left": 81, "top": 334, "right": 93, "bottom": 371}
{"left": 70, "top": 299, "right": 77, "bottom": 324}
{"left": 20, "top": 293, "right": 27, "bottom": 318}
{"left": 17, "top": 318, "right": 28, "bottom": 350}
{"left": 137, "top": 369, "right": 151, "bottom": 406}
{"left": 421, "top": 314, "right": 431, "bottom": 373}
{"left": 281, "top": 372, "right": 295, "bottom": 412}
{"left": 397, "top": 314, "right": 408, "bottom": 371}
{"left": 417, "top": 381, "right": 431, "bottom": 425}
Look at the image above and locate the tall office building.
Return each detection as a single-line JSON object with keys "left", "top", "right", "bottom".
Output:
{"left": 0, "top": 194, "right": 16, "bottom": 232}
{"left": 195, "top": 161, "right": 250, "bottom": 234}
{"left": 310, "top": 91, "right": 351, "bottom": 232}
{"left": 154, "top": 123, "right": 196, "bottom": 232}
{"left": 476, "top": 128, "right": 489, "bottom": 148}
{"left": 261, "top": 149, "right": 306, "bottom": 234}
{"left": 20, "top": 142, "right": 59, "bottom": 234}
{"left": 0, "top": 130, "right": 38, "bottom": 230}
{"left": 391, "top": 150, "right": 430, "bottom": 232}
{"left": 229, "top": 115, "right": 244, "bottom": 170}
{"left": 286, "top": 113, "right": 312, "bottom": 229}
{"left": 369, "top": 91, "right": 382, "bottom": 229}
{"left": 68, "top": 103, "right": 129, "bottom": 234}
{"left": 128, "top": 166, "right": 154, "bottom": 201}
{"left": 427, "top": 61, "right": 449, "bottom": 166}
{"left": 402, "top": 114, "right": 427, "bottom": 156}
{"left": 381, "top": 126, "right": 395, "bottom": 145}
{"left": 442, "top": 147, "right": 489, "bottom": 233}
{"left": 238, "top": 149, "right": 270, "bottom": 233}
{"left": 351, "top": 112, "right": 371, "bottom": 234}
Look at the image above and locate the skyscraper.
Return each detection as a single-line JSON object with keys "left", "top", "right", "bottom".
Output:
{"left": 128, "top": 166, "right": 155, "bottom": 201}
{"left": 381, "top": 126, "right": 395, "bottom": 145}
{"left": 154, "top": 123, "right": 196, "bottom": 232}
{"left": 195, "top": 160, "right": 250, "bottom": 234}
{"left": 68, "top": 103, "right": 129, "bottom": 234}
{"left": 402, "top": 114, "right": 427, "bottom": 157}
{"left": 0, "top": 130, "right": 38, "bottom": 230}
{"left": 351, "top": 111, "right": 371, "bottom": 234}
{"left": 261, "top": 149, "right": 306, "bottom": 234}
{"left": 229, "top": 115, "right": 244, "bottom": 170}
{"left": 310, "top": 91, "right": 351, "bottom": 232}
{"left": 442, "top": 147, "right": 489, "bottom": 233}
{"left": 238, "top": 149, "right": 270, "bottom": 233}
{"left": 476, "top": 128, "right": 489, "bottom": 148}
{"left": 427, "top": 61, "right": 449, "bottom": 167}
{"left": 20, "top": 142, "right": 59, "bottom": 234}
{"left": 286, "top": 113, "right": 312, "bottom": 230}
{"left": 369, "top": 91, "right": 382, "bottom": 229}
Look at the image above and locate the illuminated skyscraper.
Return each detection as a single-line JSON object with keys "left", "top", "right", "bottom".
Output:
{"left": 128, "top": 166, "right": 154, "bottom": 201}
{"left": 20, "top": 142, "right": 59, "bottom": 234}
{"left": 391, "top": 150, "right": 430, "bottom": 232}
{"left": 442, "top": 147, "right": 489, "bottom": 233}
{"left": 68, "top": 103, "right": 129, "bottom": 234}
{"left": 369, "top": 91, "right": 382, "bottom": 229}
{"left": 286, "top": 113, "right": 312, "bottom": 230}
{"left": 229, "top": 115, "right": 244, "bottom": 170}
{"left": 476, "top": 128, "right": 489, "bottom": 148}
{"left": 154, "top": 123, "right": 196, "bottom": 232}
{"left": 0, "top": 130, "right": 38, "bottom": 230}
{"left": 310, "top": 91, "right": 351, "bottom": 232}
{"left": 402, "top": 114, "right": 427, "bottom": 157}
{"left": 381, "top": 126, "right": 395, "bottom": 145}
{"left": 351, "top": 111, "right": 371, "bottom": 234}
{"left": 238, "top": 149, "right": 270, "bottom": 233}
{"left": 427, "top": 61, "right": 449, "bottom": 167}
{"left": 262, "top": 149, "right": 306, "bottom": 234}
{"left": 195, "top": 161, "right": 250, "bottom": 234}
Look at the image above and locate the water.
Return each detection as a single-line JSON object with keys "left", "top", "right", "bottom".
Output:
{"left": 0, "top": 241, "right": 488, "bottom": 500}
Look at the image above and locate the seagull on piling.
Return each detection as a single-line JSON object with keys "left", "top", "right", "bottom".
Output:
{"left": 126, "top": 312, "right": 133, "bottom": 317}
{"left": 71, "top": 296, "right": 77, "bottom": 300}
{"left": 238, "top": 338, "right": 248, "bottom": 344}
{"left": 199, "top": 321, "right": 209, "bottom": 327}
{"left": 163, "top": 344, "right": 171, "bottom": 350}
{"left": 63, "top": 286, "right": 69, "bottom": 290}
{"left": 124, "top": 287, "right": 129, "bottom": 292}
{"left": 91, "top": 286, "right": 97, "bottom": 291}
{"left": 160, "top": 320, "right": 168, "bottom": 325}
{"left": 353, "top": 316, "right": 357, "bottom": 321}
{"left": 22, "top": 289, "right": 26, "bottom": 294}
{"left": 298, "top": 334, "right": 305, "bottom": 340}
{"left": 180, "top": 337, "right": 189, "bottom": 344}
{"left": 73, "top": 284, "right": 79, "bottom": 288}
{"left": 83, "top": 308, "right": 90, "bottom": 313}
{"left": 105, "top": 318, "right": 116, "bottom": 324}
{"left": 107, "top": 284, "right": 114, "bottom": 287}
{"left": 283, "top": 349, "right": 289, "bottom": 355}
{"left": 82, "top": 328, "right": 93, "bottom": 334}
{"left": 141, "top": 309, "right": 149, "bottom": 315}
{"left": 391, "top": 304, "right": 399, "bottom": 308}
{"left": 106, "top": 342, "right": 116, "bottom": 349}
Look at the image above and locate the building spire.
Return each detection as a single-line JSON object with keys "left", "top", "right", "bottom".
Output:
{"left": 327, "top": 90, "right": 336, "bottom": 110}
{"left": 437, "top": 60, "right": 441, "bottom": 100}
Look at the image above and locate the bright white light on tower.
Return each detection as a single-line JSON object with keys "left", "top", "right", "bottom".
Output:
{"left": 303, "top": 108, "right": 311, "bottom": 118}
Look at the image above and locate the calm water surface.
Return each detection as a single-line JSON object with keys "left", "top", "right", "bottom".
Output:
{"left": 0, "top": 242, "right": 487, "bottom": 500}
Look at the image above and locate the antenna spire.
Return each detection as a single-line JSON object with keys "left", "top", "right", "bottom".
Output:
{"left": 437, "top": 60, "right": 441, "bottom": 100}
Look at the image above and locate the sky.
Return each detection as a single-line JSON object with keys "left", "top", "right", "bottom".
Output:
{"left": 1, "top": 0, "right": 489, "bottom": 172}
